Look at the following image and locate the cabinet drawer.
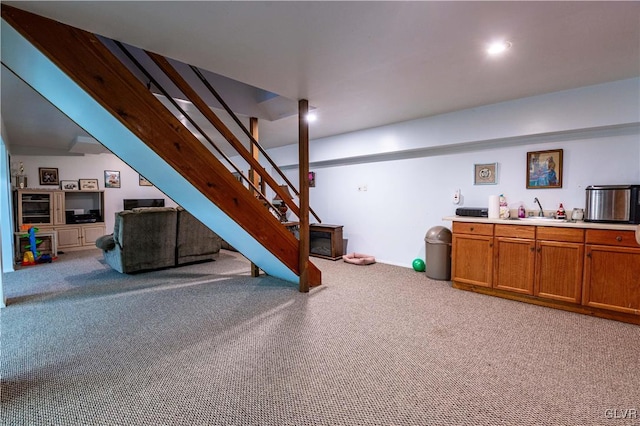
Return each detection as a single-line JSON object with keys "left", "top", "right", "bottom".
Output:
{"left": 585, "top": 229, "right": 638, "bottom": 248}
{"left": 537, "top": 226, "right": 584, "bottom": 243}
{"left": 495, "top": 224, "right": 535, "bottom": 239}
{"left": 452, "top": 222, "right": 494, "bottom": 236}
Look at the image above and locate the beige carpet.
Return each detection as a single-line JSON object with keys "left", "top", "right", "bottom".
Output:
{"left": 1, "top": 249, "right": 639, "bottom": 425}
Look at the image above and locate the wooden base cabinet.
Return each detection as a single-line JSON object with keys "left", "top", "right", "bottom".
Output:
{"left": 451, "top": 222, "right": 494, "bottom": 287}
{"left": 534, "top": 227, "right": 584, "bottom": 304}
{"left": 583, "top": 230, "right": 640, "bottom": 315}
{"left": 55, "top": 224, "right": 106, "bottom": 251}
{"left": 56, "top": 226, "right": 82, "bottom": 249}
{"left": 493, "top": 225, "right": 535, "bottom": 295}
{"left": 82, "top": 225, "right": 106, "bottom": 247}
{"left": 451, "top": 222, "right": 639, "bottom": 324}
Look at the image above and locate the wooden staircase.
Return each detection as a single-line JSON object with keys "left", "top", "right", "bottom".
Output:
{"left": 1, "top": 5, "right": 321, "bottom": 288}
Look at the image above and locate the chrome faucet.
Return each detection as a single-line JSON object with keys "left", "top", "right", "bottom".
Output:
{"left": 533, "top": 197, "right": 544, "bottom": 217}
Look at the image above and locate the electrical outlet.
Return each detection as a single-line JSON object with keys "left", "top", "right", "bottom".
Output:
{"left": 358, "top": 184, "right": 368, "bottom": 192}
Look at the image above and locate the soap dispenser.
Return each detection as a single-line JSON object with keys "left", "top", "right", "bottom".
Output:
{"left": 518, "top": 205, "right": 526, "bottom": 218}
{"left": 556, "top": 203, "right": 566, "bottom": 220}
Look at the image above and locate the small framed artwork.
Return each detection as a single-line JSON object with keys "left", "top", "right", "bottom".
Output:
{"left": 139, "top": 174, "right": 153, "bottom": 187}
{"left": 527, "top": 149, "right": 563, "bottom": 189}
{"left": 60, "top": 180, "right": 79, "bottom": 191}
{"left": 39, "top": 167, "right": 59, "bottom": 186}
{"left": 104, "top": 170, "right": 121, "bottom": 188}
{"left": 79, "top": 178, "right": 99, "bottom": 190}
{"left": 474, "top": 163, "right": 498, "bottom": 185}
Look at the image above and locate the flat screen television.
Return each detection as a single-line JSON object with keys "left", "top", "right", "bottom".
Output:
{"left": 123, "top": 198, "right": 165, "bottom": 210}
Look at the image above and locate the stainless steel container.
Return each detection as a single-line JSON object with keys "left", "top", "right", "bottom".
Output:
{"left": 584, "top": 185, "right": 640, "bottom": 224}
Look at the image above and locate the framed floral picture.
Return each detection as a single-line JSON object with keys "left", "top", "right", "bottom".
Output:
{"left": 527, "top": 149, "right": 563, "bottom": 189}
{"left": 104, "top": 170, "right": 121, "bottom": 188}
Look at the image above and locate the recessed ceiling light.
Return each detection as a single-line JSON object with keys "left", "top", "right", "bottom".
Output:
{"left": 487, "top": 40, "right": 512, "bottom": 56}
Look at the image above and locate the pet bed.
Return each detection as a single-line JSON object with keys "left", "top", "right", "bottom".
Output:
{"left": 342, "top": 252, "right": 376, "bottom": 265}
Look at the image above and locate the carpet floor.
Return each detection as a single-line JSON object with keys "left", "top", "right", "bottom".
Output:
{"left": 1, "top": 249, "right": 639, "bottom": 425}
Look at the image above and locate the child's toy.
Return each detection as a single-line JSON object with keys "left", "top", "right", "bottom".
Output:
{"left": 20, "top": 226, "right": 53, "bottom": 266}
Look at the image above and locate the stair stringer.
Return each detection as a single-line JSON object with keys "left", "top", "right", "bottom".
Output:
{"left": 1, "top": 18, "right": 301, "bottom": 284}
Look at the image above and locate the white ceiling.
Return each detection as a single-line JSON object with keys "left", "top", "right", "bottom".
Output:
{"left": 2, "top": 1, "right": 639, "bottom": 156}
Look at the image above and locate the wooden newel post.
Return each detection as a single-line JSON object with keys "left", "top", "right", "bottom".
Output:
{"left": 249, "top": 117, "right": 261, "bottom": 277}
{"left": 298, "top": 99, "right": 310, "bottom": 292}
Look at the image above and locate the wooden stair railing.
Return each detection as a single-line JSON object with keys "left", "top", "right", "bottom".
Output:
{"left": 143, "top": 52, "right": 300, "bottom": 217}
{"left": 188, "top": 64, "right": 323, "bottom": 224}
{"left": 2, "top": 5, "right": 321, "bottom": 288}
{"left": 111, "top": 40, "right": 282, "bottom": 217}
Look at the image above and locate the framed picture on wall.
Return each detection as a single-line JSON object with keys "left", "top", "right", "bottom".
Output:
{"left": 104, "top": 170, "right": 121, "bottom": 188}
{"left": 139, "top": 174, "right": 153, "bottom": 186}
{"left": 60, "top": 180, "right": 79, "bottom": 191}
{"left": 526, "top": 149, "right": 563, "bottom": 189}
{"left": 39, "top": 167, "right": 59, "bottom": 185}
{"left": 79, "top": 178, "right": 99, "bottom": 190}
{"left": 474, "top": 163, "right": 498, "bottom": 185}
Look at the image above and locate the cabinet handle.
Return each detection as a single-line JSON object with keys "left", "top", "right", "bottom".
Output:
{"left": 530, "top": 247, "right": 535, "bottom": 252}
{"left": 616, "top": 236, "right": 622, "bottom": 242}
{"left": 470, "top": 227, "right": 474, "bottom": 231}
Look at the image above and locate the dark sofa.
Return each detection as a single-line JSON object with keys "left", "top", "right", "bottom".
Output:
{"left": 96, "top": 207, "right": 223, "bottom": 273}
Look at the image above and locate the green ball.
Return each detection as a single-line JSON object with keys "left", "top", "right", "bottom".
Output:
{"left": 412, "top": 258, "right": 426, "bottom": 272}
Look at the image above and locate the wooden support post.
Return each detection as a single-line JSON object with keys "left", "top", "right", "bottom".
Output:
{"left": 251, "top": 263, "right": 260, "bottom": 277}
{"left": 298, "top": 100, "right": 310, "bottom": 292}
{"left": 249, "top": 117, "right": 261, "bottom": 197}
{"left": 249, "top": 117, "right": 261, "bottom": 277}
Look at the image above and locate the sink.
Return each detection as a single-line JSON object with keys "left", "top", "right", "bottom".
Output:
{"left": 518, "top": 217, "right": 566, "bottom": 222}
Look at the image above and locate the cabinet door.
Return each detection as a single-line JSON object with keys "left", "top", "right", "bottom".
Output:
{"left": 583, "top": 245, "right": 640, "bottom": 315}
{"left": 53, "top": 191, "right": 66, "bottom": 225}
{"left": 451, "top": 234, "right": 493, "bottom": 287}
{"left": 82, "top": 225, "right": 106, "bottom": 247}
{"left": 17, "top": 191, "right": 53, "bottom": 227}
{"left": 56, "top": 226, "right": 82, "bottom": 249}
{"left": 535, "top": 241, "right": 584, "bottom": 303}
{"left": 493, "top": 237, "right": 535, "bottom": 295}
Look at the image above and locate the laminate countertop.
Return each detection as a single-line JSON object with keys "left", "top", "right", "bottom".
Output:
{"left": 443, "top": 216, "right": 639, "bottom": 232}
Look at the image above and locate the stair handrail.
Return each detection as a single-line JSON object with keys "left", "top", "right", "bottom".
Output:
{"left": 112, "top": 41, "right": 282, "bottom": 213}
{"left": 143, "top": 50, "right": 302, "bottom": 218}
{"left": 189, "top": 65, "right": 322, "bottom": 223}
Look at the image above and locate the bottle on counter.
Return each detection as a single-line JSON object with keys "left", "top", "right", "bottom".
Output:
{"left": 499, "top": 194, "right": 510, "bottom": 219}
{"left": 556, "top": 203, "right": 566, "bottom": 220}
{"left": 518, "top": 205, "right": 526, "bottom": 218}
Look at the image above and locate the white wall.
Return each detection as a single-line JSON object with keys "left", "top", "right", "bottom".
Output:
{"left": 8, "top": 154, "right": 177, "bottom": 233}
{"left": 269, "top": 78, "right": 640, "bottom": 267}
{"left": 5, "top": 79, "right": 640, "bottom": 271}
